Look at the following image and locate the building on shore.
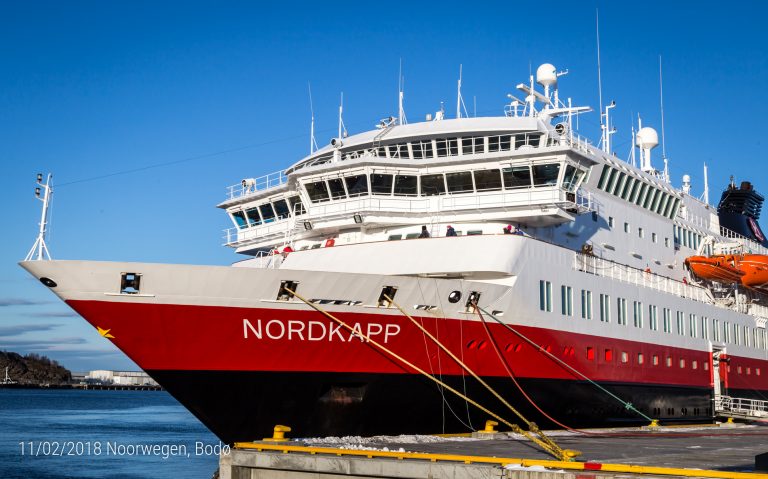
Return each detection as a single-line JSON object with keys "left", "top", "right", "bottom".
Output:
{"left": 86, "top": 370, "right": 158, "bottom": 386}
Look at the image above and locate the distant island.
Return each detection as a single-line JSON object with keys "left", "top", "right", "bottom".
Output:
{"left": 0, "top": 350, "right": 72, "bottom": 386}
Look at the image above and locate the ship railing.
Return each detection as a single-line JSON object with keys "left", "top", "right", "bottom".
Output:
{"left": 719, "top": 226, "right": 768, "bottom": 255}
{"left": 574, "top": 253, "right": 713, "bottom": 304}
{"left": 224, "top": 170, "right": 288, "bottom": 201}
{"left": 714, "top": 395, "right": 768, "bottom": 418}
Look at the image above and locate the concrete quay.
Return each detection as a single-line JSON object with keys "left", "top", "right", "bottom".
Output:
{"left": 218, "top": 423, "right": 768, "bottom": 479}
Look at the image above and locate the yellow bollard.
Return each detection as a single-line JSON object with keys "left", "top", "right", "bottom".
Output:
{"left": 480, "top": 420, "right": 498, "bottom": 433}
{"left": 726, "top": 417, "right": 734, "bottom": 424}
{"left": 648, "top": 419, "right": 660, "bottom": 428}
{"left": 263, "top": 425, "right": 291, "bottom": 442}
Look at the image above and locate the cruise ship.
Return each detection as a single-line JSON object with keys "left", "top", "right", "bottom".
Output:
{"left": 20, "top": 64, "right": 768, "bottom": 444}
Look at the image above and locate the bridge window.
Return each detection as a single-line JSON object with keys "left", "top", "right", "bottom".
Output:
{"left": 462, "top": 136, "right": 485, "bottom": 155}
{"left": 532, "top": 163, "right": 560, "bottom": 186}
{"left": 306, "top": 181, "right": 330, "bottom": 203}
{"left": 259, "top": 203, "right": 276, "bottom": 223}
{"left": 344, "top": 174, "right": 369, "bottom": 197}
{"left": 287, "top": 196, "right": 306, "bottom": 216}
{"left": 502, "top": 166, "right": 532, "bottom": 189}
{"left": 488, "top": 135, "right": 513, "bottom": 152}
{"left": 411, "top": 140, "right": 434, "bottom": 159}
{"left": 273, "top": 199, "right": 290, "bottom": 219}
{"left": 371, "top": 173, "right": 394, "bottom": 195}
{"left": 388, "top": 144, "right": 409, "bottom": 159}
{"left": 515, "top": 133, "right": 541, "bottom": 148}
{"left": 473, "top": 169, "right": 502, "bottom": 191}
{"left": 327, "top": 178, "right": 347, "bottom": 200}
{"left": 420, "top": 174, "right": 446, "bottom": 196}
{"left": 562, "top": 165, "right": 584, "bottom": 192}
{"left": 245, "top": 207, "right": 262, "bottom": 226}
{"left": 394, "top": 175, "right": 418, "bottom": 196}
{"left": 435, "top": 138, "right": 459, "bottom": 157}
{"left": 446, "top": 171, "right": 474, "bottom": 194}
{"left": 232, "top": 211, "right": 247, "bottom": 229}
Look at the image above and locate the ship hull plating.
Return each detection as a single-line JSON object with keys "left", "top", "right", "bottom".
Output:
{"left": 149, "top": 370, "right": 714, "bottom": 443}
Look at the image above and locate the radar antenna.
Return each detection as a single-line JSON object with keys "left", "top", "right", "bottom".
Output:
{"left": 25, "top": 173, "right": 53, "bottom": 261}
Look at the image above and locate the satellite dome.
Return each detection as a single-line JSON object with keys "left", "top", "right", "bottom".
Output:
{"left": 636, "top": 127, "right": 659, "bottom": 149}
{"left": 682, "top": 174, "right": 691, "bottom": 183}
{"left": 536, "top": 63, "right": 557, "bottom": 87}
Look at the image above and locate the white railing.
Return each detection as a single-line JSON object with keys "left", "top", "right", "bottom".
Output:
{"left": 715, "top": 395, "right": 768, "bottom": 418}
{"left": 720, "top": 226, "right": 768, "bottom": 255}
{"left": 439, "top": 187, "right": 592, "bottom": 213}
{"left": 574, "top": 253, "right": 713, "bottom": 304}
{"left": 224, "top": 170, "right": 288, "bottom": 201}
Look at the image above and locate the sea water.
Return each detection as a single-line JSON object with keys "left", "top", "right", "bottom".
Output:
{"left": 0, "top": 389, "right": 220, "bottom": 478}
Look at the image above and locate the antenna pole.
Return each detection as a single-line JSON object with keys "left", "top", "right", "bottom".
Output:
{"left": 659, "top": 55, "right": 667, "bottom": 162}
{"left": 308, "top": 82, "right": 318, "bottom": 154}
{"left": 596, "top": 9, "right": 606, "bottom": 150}
{"left": 398, "top": 59, "right": 406, "bottom": 125}
{"left": 338, "top": 92, "right": 343, "bottom": 140}
{"left": 703, "top": 163, "right": 709, "bottom": 205}
{"left": 456, "top": 64, "right": 462, "bottom": 119}
{"left": 25, "top": 173, "right": 53, "bottom": 262}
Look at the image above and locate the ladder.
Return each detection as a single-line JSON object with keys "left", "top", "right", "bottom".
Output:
{"left": 715, "top": 395, "right": 768, "bottom": 420}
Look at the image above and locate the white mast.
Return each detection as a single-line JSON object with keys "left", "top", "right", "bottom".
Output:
{"left": 398, "top": 59, "right": 407, "bottom": 125}
{"left": 596, "top": 9, "right": 605, "bottom": 149}
{"left": 456, "top": 64, "right": 462, "bottom": 119}
{"left": 703, "top": 163, "right": 710, "bottom": 205}
{"left": 25, "top": 173, "right": 53, "bottom": 262}
{"left": 659, "top": 55, "right": 669, "bottom": 182}
{"left": 337, "top": 92, "right": 347, "bottom": 140}
{"left": 308, "top": 82, "right": 318, "bottom": 154}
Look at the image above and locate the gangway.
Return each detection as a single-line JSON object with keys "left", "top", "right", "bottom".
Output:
{"left": 714, "top": 395, "right": 768, "bottom": 420}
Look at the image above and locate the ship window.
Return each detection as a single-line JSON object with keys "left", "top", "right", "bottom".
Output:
{"left": 689, "top": 314, "right": 697, "bottom": 337}
{"left": 648, "top": 305, "right": 658, "bottom": 330}
{"left": 624, "top": 222, "right": 630, "bottom": 233}
{"left": 120, "top": 273, "right": 141, "bottom": 294}
{"left": 633, "top": 301, "right": 643, "bottom": 327}
{"left": 387, "top": 234, "right": 402, "bottom": 241}
{"left": 652, "top": 232, "right": 657, "bottom": 243}
{"left": 435, "top": 138, "right": 459, "bottom": 157}
{"left": 325, "top": 178, "right": 346, "bottom": 200}
{"left": 344, "top": 174, "right": 369, "bottom": 197}
{"left": 462, "top": 136, "right": 485, "bottom": 154}
{"left": 666, "top": 356, "right": 672, "bottom": 367}
{"left": 273, "top": 200, "right": 290, "bottom": 219}
{"left": 245, "top": 207, "right": 262, "bottom": 226}
{"left": 405, "top": 233, "right": 420, "bottom": 239}
{"left": 662, "top": 308, "right": 671, "bottom": 333}
{"left": 629, "top": 179, "right": 643, "bottom": 202}
{"left": 232, "top": 211, "right": 248, "bottom": 229}
{"left": 532, "top": 163, "right": 560, "bottom": 186}
{"left": 446, "top": 171, "right": 474, "bottom": 193}
{"left": 586, "top": 347, "right": 595, "bottom": 360}
{"left": 500, "top": 135, "right": 512, "bottom": 151}
{"left": 371, "top": 174, "right": 394, "bottom": 195}
{"left": 562, "top": 165, "right": 578, "bottom": 191}
{"left": 502, "top": 166, "right": 532, "bottom": 189}
{"left": 617, "top": 298, "right": 627, "bottom": 325}
{"left": 467, "top": 230, "right": 482, "bottom": 235}
{"left": 652, "top": 354, "right": 659, "bottom": 366}
{"left": 306, "top": 181, "right": 330, "bottom": 203}
{"left": 259, "top": 203, "right": 276, "bottom": 222}
{"left": 637, "top": 353, "right": 644, "bottom": 365}
{"left": 411, "top": 140, "right": 433, "bottom": 160}
{"left": 561, "top": 285, "right": 573, "bottom": 316}
{"left": 393, "top": 175, "right": 418, "bottom": 196}
{"left": 676, "top": 311, "right": 685, "bottom": 335}
{"left": 621, "top": 178, "right": 635, "bottom": 199}
{"left": 488, "top": 136, "right": 500, "bottom": 152}
{"left": 539, "top": 280, "right": 552, "bottom": 312}
{"left": 638, "top": 227, "right": 644, "bottom": 238}
{"left": 389, "top": 143, "right": 409, "bottom": 159}
{"left": 611, "top": 172, "right": 626, "bottom": 195}
{"left": 580, "top": 290, "right": 592, "bottom": 319}
{"left": 287, "top": 196, "right": 306, "bottom": 216}
{"left": 597, "top": 165, "right": 611, "bottom": 190}
{"left": 621, "top": 351, "right": 629, "bottom": 363}
{"left": 599, "top": 294, "right": 610, "bottom": 322}
{"left": 605, "top": 349, "right": 613, "bottom": 361}
{"left": 605, "top": 168, "right": 619, "bottom": 192}
{"left": 635, "top": 183, "right": 649, "bottom": 205}
{"left": 473, "top": 169, "right": 502, "bottom": 191}
{"left": 420, "top": 174, "right": 446, "bottom": 196}
{"left": 644, "top": 188, "right": 658, "bottom": 210}
{"left": 608, "top": 217, "right": 614, "bottom": 228}
{"left": 465, "top": 291, "right": 481, "bottom": 311}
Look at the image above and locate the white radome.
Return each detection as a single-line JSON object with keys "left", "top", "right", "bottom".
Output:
{"left": 636, "top": 127, "right": 659, "bottom": 149}
{"left": 536, "top": 63, "right": 557, "bottom": 87}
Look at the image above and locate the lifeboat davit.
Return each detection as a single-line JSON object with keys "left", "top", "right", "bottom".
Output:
{"left": 684, "top": 255, "right": 745, "bottom": 284}
{"left": 739, "top": 254, "right": 768, "bottom": 292}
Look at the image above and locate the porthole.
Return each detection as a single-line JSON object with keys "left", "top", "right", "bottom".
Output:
{"left": 448, "top": 291, "right": 462, "bottom": 303}
{"left": 39, "top": 277, "right": 57, "bottom": 288}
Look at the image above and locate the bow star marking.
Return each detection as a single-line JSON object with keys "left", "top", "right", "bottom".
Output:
{"left": 97, "top": 326, "right": 115, "bottom": 339}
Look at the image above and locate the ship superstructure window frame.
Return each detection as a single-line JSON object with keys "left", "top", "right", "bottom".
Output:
{"left": 581, "top": 290, "right": 592, "bottom": 319}
{"left": 435, "top": 137, "right": 459, "bottom": 157}
{"left": 633, "top": 301, "right": 643, "bottom": 328}
{"left": 327, "top": 178, "right": 347, "bottom": 200}
{"left": 305, "top": 180, "right": 331, "bottom": 203}
{"left": 473, "top": 169, "right": 503, "bottom": 191}
{"left": 462, "top": 136, "right": 486, "bottom": 155}
{"left": 393, "top": 174, "right": 419, "bottom": 196}
{"left": 599, "top": 293, "right": 610, "bottom": 323}
{"left": 561, "top": 285, "right": 573, "bottom": 316}
{"left": 539, "top": 280, "right": 552, "bottom": 312}
{"left": 371, "top": 173, "right": 394, "bottom": 195}
{"left": 676, "top": 311, "right": 685, "bottom": 335}
{"left": 420, "top": 174, "right": 447, "bottom": 196}
{"left": 595, "top": 163, "right": 681, "bottom": 219}
{"left": 231, "top": 210, "right": 248, "bottom": 229}
{"left": 649, "top": 305, "right": 658, "bottom": 331}
{"left": 344, "top": 174, "right": 369, "bottom": 197}
{"left": 617, "top": 297, "right": 627, "bottom": 325}
{"left": 445, "top": 171, "right": 474, "bottom": 194}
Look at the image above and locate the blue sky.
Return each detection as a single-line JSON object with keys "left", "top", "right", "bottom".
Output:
{"left": 1, "top": 1, "right": 767, "bottom": 372}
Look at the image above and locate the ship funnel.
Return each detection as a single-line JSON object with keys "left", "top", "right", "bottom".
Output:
{"left": 682, "top": 174, "right": 691, "bottom": 194}
{"left": 636, "top": 127, "right": 659, "bottom": 173}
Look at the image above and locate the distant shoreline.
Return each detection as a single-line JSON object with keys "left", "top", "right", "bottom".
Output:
{"left": 0, "top": 383, "right": 163, "bottom": 391}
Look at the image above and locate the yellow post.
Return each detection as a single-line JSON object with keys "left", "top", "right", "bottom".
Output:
{"left": 480, "top": 420, "right": 498, "bottom": 433}
{"left": 263, "top": 425, "right": 291, "bottom": 442}
{"left": 648, "top": 419, "right": 660, "bottom": 428}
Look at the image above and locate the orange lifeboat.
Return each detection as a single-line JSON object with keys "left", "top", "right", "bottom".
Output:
{"left": 684, "top": 255, "right": 745, "bottom": 284}
{"left": 739, "top": 254, "right": 768, "bottom": 292}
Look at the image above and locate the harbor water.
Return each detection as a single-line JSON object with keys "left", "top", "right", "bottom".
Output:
{"left": 0, "top": 389, "right": 221, "bottom": 479}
